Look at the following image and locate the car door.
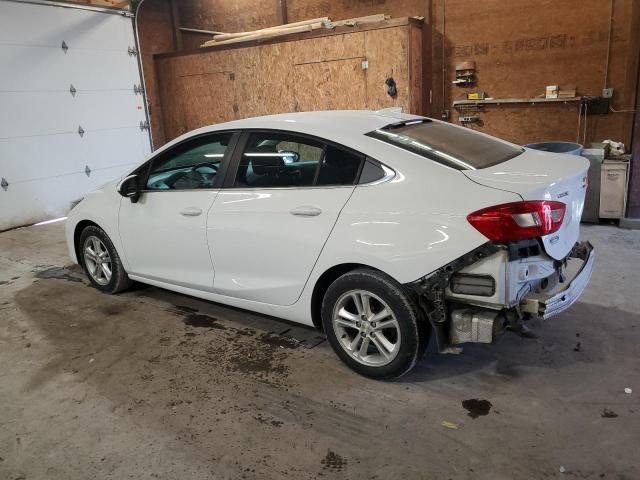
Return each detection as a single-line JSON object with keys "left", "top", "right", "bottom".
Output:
{"left": 207, "top": 131, "right": 364, "bottom": 306}
{"left": 118, "top": 131, "right": 237, "bottom": 290}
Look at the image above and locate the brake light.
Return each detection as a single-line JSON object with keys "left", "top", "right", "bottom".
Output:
{"left": 467, "top": 201, "right": 566, "bottom": 242}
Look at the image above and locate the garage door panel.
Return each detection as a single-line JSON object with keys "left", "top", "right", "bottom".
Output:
{"left": 74, "top": 90, "right": 146, "bottom": 131}
{"left": 0, "top": 92, "right": 78, "bottom": 138}
{"left": 0, "top": 1, "right": 131, "bottom": 50}
{"left": 0, "top": 165, "right": 133, "bottom": 231}
{"left": 0, "top": 1, "right": 151, "bottom": 229}
{"left": 0, "top": 90, "right": 144, "bottom": 138}
{"left": 0, "top": 127, "right": 146, "bottom": 183}
{"left": 0, "top": 45, "right": 138, "bottom": 91}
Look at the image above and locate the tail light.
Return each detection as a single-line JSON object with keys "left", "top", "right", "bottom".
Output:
{"left": 467, "top": 201, "right": 566, "bottom": 242}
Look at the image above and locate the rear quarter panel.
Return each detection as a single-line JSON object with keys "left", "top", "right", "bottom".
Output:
{"left": 311, "top": 142, "right": 522, "bottom": 284}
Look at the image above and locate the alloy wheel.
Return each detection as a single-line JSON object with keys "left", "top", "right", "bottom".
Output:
{"left": 83, "top": 235, "right": 112, "bottom": 286}
{"left": 332, "top": 289, "right": 401, "bottom": 367}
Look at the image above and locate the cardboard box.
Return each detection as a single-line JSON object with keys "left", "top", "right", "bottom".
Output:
{"left": 558, "top": 84, "right": 576, "bottom": 98}
{"left": 545, "top": 85, "right": 559, "bottom": 99}
{"left": 467, "top": 91, "right": 486, "bottom": 100}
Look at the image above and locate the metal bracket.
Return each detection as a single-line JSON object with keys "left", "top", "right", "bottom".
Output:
{"left": 127, "top": 46, "right": 138, "bottom": 57}
{"left": 69, "top": 84, "right": 77, "bottom": 97}
{"left": 78, "top": 125, "right": 84, "bottom": 138}
{"left": 133, "top": 84, "right": 144, "bottom": 95}
{"left": 61, "top": 40, "right": 68, "bottom": 53}
{"left": 85, "top": 165, "right": 91, "bottom": 177}
{"left": 361, "top": 59, "right": 369, "bottom": 70}
{"left": 405, "top": 243, "right": 500, "bottom": 351}
{"left": 1, "top": 178, "right": 8, "bottom": 191}
{"left": 139, "top": 120, "right": 150, "bottom": 131}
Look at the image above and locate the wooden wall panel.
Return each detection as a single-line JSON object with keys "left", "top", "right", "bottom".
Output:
{"left": 178, "top": 0, "right": 281, "bottom": 34}
{"left": 145, "top": 0, "right": 638, "bottom": 149}
{"left": 292, "top": 32, "right": 366, "bottom": 64}
{"left": 408, "top": 22, "right": 423, "bottom": 115}
{"left": 155, "top": 22, "right": 422, "bottom": 142}
{"left": 293, "top": 58, "right": 367, "bottom": 111}
{"left": 430, "top": 0, "right": 638, "bottom": 146}
{"left": 137, "top": 0, "right": 176, "bottom": 148}
{"left": 364, "top": 26, "right": 409, "bottom": 111}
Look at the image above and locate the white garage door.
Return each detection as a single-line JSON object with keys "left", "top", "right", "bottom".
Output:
{"left": 0, "top": 0, "right": 152, "bottom": 230}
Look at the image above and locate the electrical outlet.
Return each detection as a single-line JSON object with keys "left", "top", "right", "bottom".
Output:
{"left": 602, "top": 88, "right": 614, "bottom": 98}
{"left": 441, "top": 109, "right": 450, "bottom": 120}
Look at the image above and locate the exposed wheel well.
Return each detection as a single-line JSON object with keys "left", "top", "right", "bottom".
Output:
{"left": 73, "top": 220, "right": 101, "bottom": 265}
{"left": 310, "top": 263, "right": 383, "bottom": 329}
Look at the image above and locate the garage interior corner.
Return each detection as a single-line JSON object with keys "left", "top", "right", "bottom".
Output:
{"left": 1, "top": 220, "right": 639, "bottom": 478}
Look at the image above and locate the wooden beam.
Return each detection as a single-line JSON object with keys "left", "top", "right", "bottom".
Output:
{"left": 169, "top": 0, "right": 183, "bottom": 50}
{"left": 277, "top": 0, "right": 288, "bottom": 25}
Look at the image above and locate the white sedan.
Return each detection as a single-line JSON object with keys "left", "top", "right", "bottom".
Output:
{"left": 65, "top": 110, "right": 594, "bottom": 379}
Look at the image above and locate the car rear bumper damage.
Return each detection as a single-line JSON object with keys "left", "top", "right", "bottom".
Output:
{"left": 519, "top": 241, "right": 594, "bottom": 320}
{"left": 406, "top": 241, "right": 594, "bottom": 352}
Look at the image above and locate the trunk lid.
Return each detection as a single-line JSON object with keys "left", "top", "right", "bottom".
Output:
{"left": 463, "top": 148, "right": 589, "bottom": 260}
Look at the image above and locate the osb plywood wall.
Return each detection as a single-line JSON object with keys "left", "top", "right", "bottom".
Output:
{"left": 161, "top": 0, "right": 639, "bottom": 149}
{"left": 137, "top": 0, "right": 178, "bottom": 147}
{"left": 154, "top": 21, "right": 422, "bottom": 142}
{"left": 430, "top": 0, "right": 639, "bottom": 146}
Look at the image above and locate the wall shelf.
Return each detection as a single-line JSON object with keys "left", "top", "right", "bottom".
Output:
{"left": 453, "top": 97, "right": 582, "bottom": 108}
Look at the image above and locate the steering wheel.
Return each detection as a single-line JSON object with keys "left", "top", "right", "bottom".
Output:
{"left": 191, "top": 162, "right": 219, "bottom": 173}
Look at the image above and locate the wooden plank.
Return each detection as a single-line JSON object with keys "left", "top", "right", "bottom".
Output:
{"left": 202, "top": 22, "right": 324, "bottom": 48}
{"left": 210, "top": 17, "right": 329, "bottom": 42}
{"left": 408, "top": 22, "right": 423, "bottom": 114}
{"left": 155, "top": 17, "right": 415, "bottom": 59}
{"left": 278, "top": 0, "right": 288, "bottom": 25}
{"left": 169, "top": 0, "right": 183, "bottom": 50}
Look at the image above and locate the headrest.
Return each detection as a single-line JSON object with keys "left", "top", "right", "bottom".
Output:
{"left": 246, "top": 145, "right": 284, "bottom": 175}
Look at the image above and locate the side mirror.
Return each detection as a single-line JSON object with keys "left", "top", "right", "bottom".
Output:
{"left": 117, "top": 174, "right": 141, "bottom": 203}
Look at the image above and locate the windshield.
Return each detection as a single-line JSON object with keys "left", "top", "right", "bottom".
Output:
{"left": 366, "top": 120, "right": 523, "bottom": 170}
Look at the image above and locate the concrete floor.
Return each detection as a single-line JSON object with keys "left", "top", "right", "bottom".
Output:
{"left": 0, "top": 222, "right": 638, "bottom": 480}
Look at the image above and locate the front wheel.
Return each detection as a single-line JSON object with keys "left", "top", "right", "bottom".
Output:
{"left": 321, "top": 269, "right": 428, "bottom": 380}
{"left": 79, "top": 225, "right": 132, "bottom": 294}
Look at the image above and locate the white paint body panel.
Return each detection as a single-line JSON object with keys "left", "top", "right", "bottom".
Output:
{"left": 208, "top": 187, "right": 355, "bottom": 305}
{"left": 463, "top": 149, "right": 589, "bottom": 260}
{"left": 118, "top": 191, "right": 219, "bottom": 290}
{"left": 0, "top": 0, "right": 150, "bottom": 230}
{"left": 65, "top": 110, "right": 589, "bottom": 327}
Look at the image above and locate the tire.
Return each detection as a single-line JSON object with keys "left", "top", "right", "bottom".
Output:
{"left": 321, "top": 268, "right": 429, "bottom": 380}
{"left": 79, "top": 225, "right": 132, "bottom": 294}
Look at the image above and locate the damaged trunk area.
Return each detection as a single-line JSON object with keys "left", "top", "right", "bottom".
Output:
{"left": 407, "top": 239, "right": 595, "bottom": 352}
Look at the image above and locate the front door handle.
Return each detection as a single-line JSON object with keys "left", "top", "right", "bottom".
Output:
{"left": 289, "top": 206, "right": 322, "bottom": 217}
{"left": 180, "top": 206, "right": 203, "bottom": 217}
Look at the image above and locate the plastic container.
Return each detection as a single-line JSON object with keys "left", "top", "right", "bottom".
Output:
{"left": 524, "top": 141, "right": 583, "bottom": 156}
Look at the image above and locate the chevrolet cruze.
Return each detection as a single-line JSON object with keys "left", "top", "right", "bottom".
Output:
{"left": 66, "top": 110, "right": 594, "bottom": 379}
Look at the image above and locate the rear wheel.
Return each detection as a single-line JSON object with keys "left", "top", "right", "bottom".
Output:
{"left": 79, "top": 225, "right": 132, "bottom": 294}
{"left": 321, "top": 269, "right": 428, "bottom": 379}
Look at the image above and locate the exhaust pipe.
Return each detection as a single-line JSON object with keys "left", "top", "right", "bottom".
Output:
{"left": 450, "top": 308, "right": 503, "bottom": 344}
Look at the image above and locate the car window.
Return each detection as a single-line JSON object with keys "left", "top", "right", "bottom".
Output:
{"left": 234, "top": 133, "right": 324, "bottom": 188}
{"left": 358, "top": 159, "right": 386, "bottom": 184}
{"left": 315, "top": 145, "right": 363, "bottom": 186}
{"left": 146, "top": 133, "right": 233, "bottom": 190}
{"left": 366, "top": 119, "right": 523, "bottom": 170}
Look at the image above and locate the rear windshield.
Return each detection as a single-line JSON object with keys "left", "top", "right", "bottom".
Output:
{"left": 366, "top": 120, "right": 523, "bottom": 170}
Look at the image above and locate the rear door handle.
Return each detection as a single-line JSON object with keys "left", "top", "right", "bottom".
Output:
{"left": 289, "top": 206, "right": 322, "bottom": 217}
{"left": 180, "top": 206, "right": 203, "bottom": 217}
